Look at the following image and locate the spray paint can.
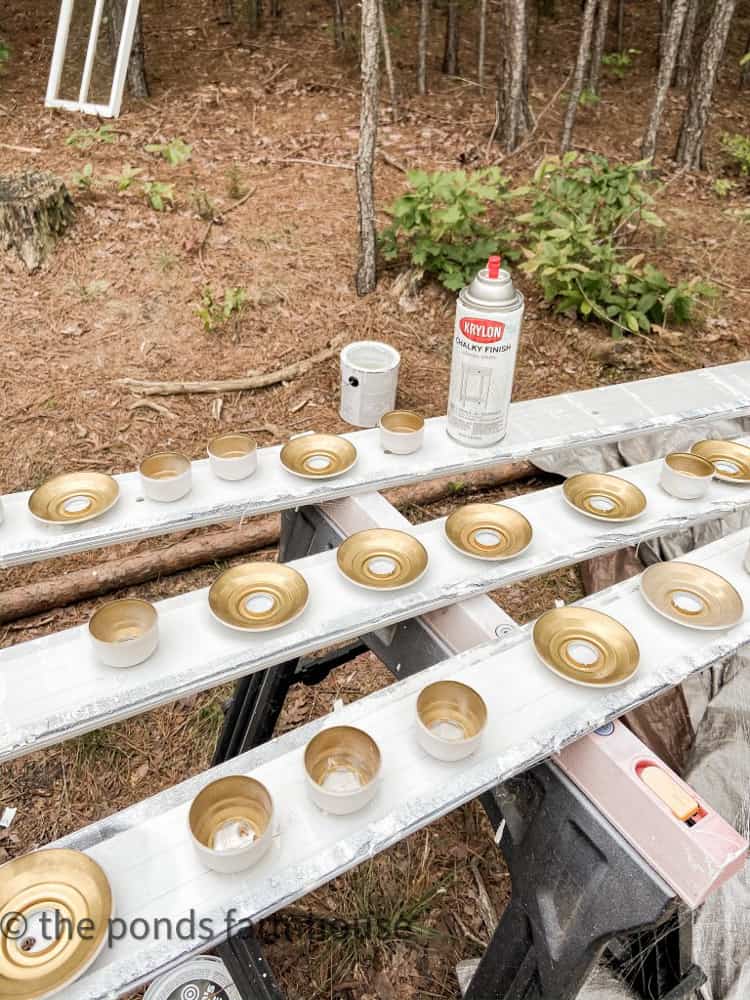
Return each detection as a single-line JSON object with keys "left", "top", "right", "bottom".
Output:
{"left": 340, "top": 341, "right": 401, "bottom": 428}
{"left": 446, "top": 256, "right": 525, "bottom": 447}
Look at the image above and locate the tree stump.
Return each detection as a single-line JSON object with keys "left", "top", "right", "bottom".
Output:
{"left": 0, "top": 173, "right": 75, "bottom": 271}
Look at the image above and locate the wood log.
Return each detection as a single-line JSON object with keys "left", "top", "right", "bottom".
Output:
{"left": 0, "top": 173, "right": 74, "bottom": 271}
{"left": 0, "top": 460, "right": 536, "bottom": 625}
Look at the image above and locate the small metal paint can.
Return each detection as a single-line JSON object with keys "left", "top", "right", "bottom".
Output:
{"left": 340, "top": 340, "right": 401, "bottom": 428}
{"left": 145, "top": 956, "right": 240, "bottom": 1000}
{"left": 447, "top": 256, "right": 525, "bottom": 447}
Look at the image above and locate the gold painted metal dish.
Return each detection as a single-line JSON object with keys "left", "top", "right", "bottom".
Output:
{"left": 562, "top": 473, "right": 647, "bottom": 522}
{"left": 0, "top": 849, "right": 113, "bottom": 1000}
{"left": 28, "top": 473, "right": 119, "bottom": 525}
{"left": 280, "top": 434, "right": 357, "bottom": 479}
{"left": 208, "top": 562, "right": 309, "bottom": 631}
{"left": 691, "top": 439, "right": 750, "bottom": 483}
{"left": 640, "top": 561, "right": 744, "bottom": 630}
{"left": 532, "top": 606, "right": 640, "bottom": 687}
{"left": 336, "top": 529, "right": 429, "bottom": 590}
{"left": 444, "top": 503, "right": 532, "bottom": 560}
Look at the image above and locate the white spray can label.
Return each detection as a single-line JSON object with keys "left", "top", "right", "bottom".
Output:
{"left": 446, "top": 256, "right": 525, "bottom": 447}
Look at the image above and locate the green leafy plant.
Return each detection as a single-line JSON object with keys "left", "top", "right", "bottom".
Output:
{"left": 379, "top": 168, "right": 517, "bottom": 290}
{"left": 66, "top": 125, "right": 116, "bottom": 150}
{"left": 712, "top": 178, "right": 736, "bottom": 199}
{"left": 720, "top": 132, "right": 750, "bottom": 179}
{"left": 197, "top": 286, "right": 248, "bottom": 332}
{"left": 514, "top": 153, "right": 714, "bottom": 336}
{"left": 115, "top": 164, "right": 143, "bottom": 191}
{"left": 578, "top": 88, "right": 600, "bottom": 107}
{"left": 71, "top": 163, "right": 95, "bottom": 190}
{"left": 601, "top": 49, "right": 641, "bottom": 79}
{"left": 0, "top": 40, "right": 10, "bottom": 70}
{"left": 143, "top": 181, "right": 175, "bottom": 211}
{"left": 145, "top": 137, "right": 192, "bottom": 167}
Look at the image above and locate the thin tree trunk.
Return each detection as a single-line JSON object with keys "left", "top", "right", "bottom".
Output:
{"left": 355, "top": 0, "right": 380, "bottom": 295}
{"left": 331, "top": 0, "right": 346, "bottom": 49}
{"left": 616, "top": 0, "right": 625, "bottom": 51}
{"left": 379, "top": 1, "right": 398, "bottom": 122}
{"left": 674, "top": 0, "right": 699, "bottom": 87}
{"left": 478, "top": 0, "right": 488, "bottom": 88}
{"left": 658, "top": 0, "right": 672, "bottom": 65}
{"left": 674, "top": 0, "right": 738, "bottom": 169}
{"left": 442, "top": 1, "right": 460, "bottom": 75}
{"left": 108, "top": 0, "right": 149, "bottom": 99}
{"left": 495, "top": 0, "right": 532, "bottom": 152}
{"left": 247, "top": 0, "right": 262, "bottom": 33}
{"left": 417, "top": 0, "right": 430, "bottom": 94}
{"left": 560, "top": 0, "right": 597, "bottom": 153}
{"left": 642, "top": 0, "right": 688, "bottom": 161}
{"left": 589, "top": 0, "right": 611, "bottom": 93}
{"left": 740, "top": 30, "right": 750, "bottom": 88}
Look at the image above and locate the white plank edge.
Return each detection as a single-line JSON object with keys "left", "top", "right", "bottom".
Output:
{"left": 3, "top": 446, "right": 750, "bottom": 763}
{"left": 3, "top": 361, "right": 750, "bottom": 568}
{"left": 55, "top": 526, "right": 750, "bottom": 1000}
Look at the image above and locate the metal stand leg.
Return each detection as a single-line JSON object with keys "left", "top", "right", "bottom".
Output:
{"left": 217, "top": 926, "right": 285, "bottom": 1000}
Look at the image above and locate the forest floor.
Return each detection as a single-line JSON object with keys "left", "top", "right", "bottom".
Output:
{"left": 0, "top": 0, "right": 749, "bottom": 996}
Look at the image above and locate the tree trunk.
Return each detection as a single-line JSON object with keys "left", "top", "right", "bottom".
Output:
{"left": 379, "top": 0, "right": 398, "bottom": 122}
{"left": 658, "top": 0, "right": 672, "bottom": 65}
{"left": 674, "top": 0, "right": 738, "bottom": 169}
{"left": 0, "top": 173, "right": 75, "bottom": 271}
{"left": 331, "top": 0, "right": 346, "bottom": 49}
{"left": 674, "top": 0, "right": 698, "bottom": 87}
{"left": 247, "top": 0, "right": 262, "bottom": 33}
{"left": 495, "top": 0, "right": 531, "bottom": 152}
{"left": 740, "top": 30, "right": 750, "bottom": 88}
{"left": 642, "top": 0, "right": 689, "bottom": 160}
{"left": 417, "top": 0, "right": 430, "bottom": 94}
{"left": 442, "top": 1, "right": 460, "bottom": 75}
{"left": 588, "top": 0, "right": 611, "bottom": 93}
{"left": 560, "top": 0, "right": 597, "bottom": 153}
{"left": 270, "top": 0, "right": 281, "bottom": 16}
{"left": 616, "top": 0, "right": 625, "bottom": 51}
{"left": 478, "top": 0, "right": 487, "bottom": 87}
{"left": 355, "top": 0, "right": 380, "bottom": 296}
{"left": 108, "top": 0, "right": 149, "bottom": 99}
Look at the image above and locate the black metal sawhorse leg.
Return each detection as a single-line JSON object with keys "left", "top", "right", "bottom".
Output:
{"left": 212, "top": 505, "right": 704, "bottom": 1000}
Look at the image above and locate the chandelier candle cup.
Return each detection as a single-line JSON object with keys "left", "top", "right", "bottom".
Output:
{"left": 340, "top": 341, "right": 401, "bottom": 428}
{"left": 139, "top": 452, "right": 192, "bottom": 502}
{"left": 659, "top": 452, "right": 714, "bottom": 500}
{"left": 336, "top": 528, "right": 429, "bottom": 590}
{"left": 28, "top": 472, "right": 119, "bottom": 525}
{"left": 208, "top": 562, "right": 309, "bottom": 631}
{"left": 88, "top": 598, "right": 159, "bottom": 668}
{"left": 691, "top": 439, "right": 750, "bottom": 483}
{"left": 189, "top": 776, "right": 274, "bottom": 875}
{"left": 416, "top": 681, "right": 487, "bottom": 762}
{"left": 304, "top": 726, "right": 381, "bottom": 815}
{"left": 280, "top": 433, "right": 357, "bottom": 479}
{"left": 207, "top": 433, "right": 258, "bottom": 481}
{"left": 533, "top": 606, "right": 640, "bottom": 687}
{"left": 446, "top": 256, "right": 525, "bottom": 447}
{"left": 445, "top": 502, "right": 532, "bottom": 560}
{"left": 562, "top": 473, "right": 647, "bottom": 522}
{"left": 379, "top": 410, "right": 425, "bottom": 455}
{"left": 640, "top": 562, "right": 744, "bottom": 630}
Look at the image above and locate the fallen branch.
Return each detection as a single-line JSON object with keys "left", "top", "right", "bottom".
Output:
{"left": 0, "top": 460, "right": 536, "bottom": 625}
{"left": 117, "top": 342, "right": 341, "bottom": 397}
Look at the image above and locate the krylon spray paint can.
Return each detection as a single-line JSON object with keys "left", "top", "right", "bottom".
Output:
{"left": 446, "top": 256, "right": 525, "bottom": 447}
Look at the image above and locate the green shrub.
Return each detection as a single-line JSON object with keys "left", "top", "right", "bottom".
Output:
{"left": 379, "top": 168, "right": 518, "bottom": 290}
{"left": 143, "top": 181, "right": 175, "bottom": 211}
{"left": 514, "top": 153, "right": 714, "bottom": 335}
{"left": 145, "top": 138, "right": 192, "bottom": 167}
{"left": 197, "top": 287, "right": 248, "bottom": 332}
{"left": 720, "top": 133, "right": 750, "bottom": 178}
{"left": 601, "top": 49, "right": 640, "bottom": 79}
{"left": 66, "top": 125, "right": 116, "bottom": 150}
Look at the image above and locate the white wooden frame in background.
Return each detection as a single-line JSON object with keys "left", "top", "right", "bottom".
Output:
{"left": 45, "top": 0, "right": 141, "bottom": 117}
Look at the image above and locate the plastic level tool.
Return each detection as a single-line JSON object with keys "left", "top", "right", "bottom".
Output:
{"left": 556, "top": 719, "right": 748, "bottom": 910}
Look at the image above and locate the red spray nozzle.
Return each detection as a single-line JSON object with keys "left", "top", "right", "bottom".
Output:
{"left": 487, "top": 256, "right": 502, "bottom": 279}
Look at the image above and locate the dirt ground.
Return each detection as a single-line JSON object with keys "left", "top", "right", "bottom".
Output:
{"left": 0, "top": 0, "right": 749, "bottom": 996}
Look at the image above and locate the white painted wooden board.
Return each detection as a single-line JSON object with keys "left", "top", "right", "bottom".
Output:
{"left": 3, "top": 448, "right": 750, "bottom": 763}
{"left": 2, "top": 362, "right": 750, "bottom": 567}
{"left": 55, "top": 527, "right": 750, "bottom": 1000}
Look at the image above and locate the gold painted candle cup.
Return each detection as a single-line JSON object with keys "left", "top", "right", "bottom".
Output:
{"left": 189, "top": 776, "right": 274, "bottom": 874}
{"left": 444, "top": 503, "right": 532, "bottom": 561}
{"left": 416, "top": 681, "right": 487, "bottom": 762}
{"left": 208, "top": 562, "right": 309, "bottom": 631}
{"left": 28, "top": 472, "right": 119, "bottom": 525}
{"left": 691, "top": 439, "right": 750, "bottom": 483}
{"left": 88, "top": 598, "right": 159, "bottom": 668}
{"left": 532, "top": 606, "right": 640, "bottom": 687}
{"left": 562, "top": 473, "right": 646, "bottom": 522}
{"left": 207, "top": 433, "right": 258, "bottom": 482}
{"left": 659, "top": 452, "right": 713, "bottom": 500}
{"left": 280, "top": 433, "right": 357, "bottom": 479}
{"left": 0, "top": 849, "right": 113, "bottom": 1000}
{"left": 139, "top": 452, "right": 192, "bottom": 502}
{"left": 336, "top": 528, "right": 429, "bottom": 590}
{"left": 640, "top": 561, "right": 743, "bottom": 630}
{"left": 304, "top": 726, "right": 381, "bottom": 815}
{"left": 379, "top": 410, "right": 425, "bottom": 455}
